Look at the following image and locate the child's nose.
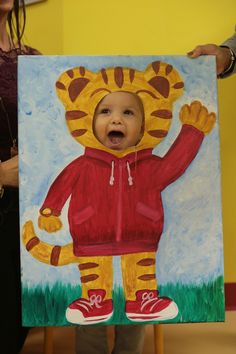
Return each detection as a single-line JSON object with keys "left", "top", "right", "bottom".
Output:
{"left": 111, "top": 113, "right": 122, "bottom": 124}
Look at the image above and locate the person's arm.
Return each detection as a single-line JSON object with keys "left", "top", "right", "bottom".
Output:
{"left": 188, "top": 26, "right": 236, "bottom": 77}
{"left": 221, "top": 28, "right": 236, "bottom": 77}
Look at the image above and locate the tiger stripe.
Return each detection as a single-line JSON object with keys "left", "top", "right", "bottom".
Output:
{"left": 135, "top": 89, "right": 158, "bottom": 99}
{"left": 56, "top": 81, "right": 66, "bottom": 90}
{"left": 79, "top": 66, "right": 85, "bottom": 76}
{"left": 114, "top": 67, "right": 124, "bottom": 88}
{"left": 148, "top": 76, "right": 170, "bottom": 98}
{"left": 148, "top": 130, "right": 168, "bottom": 138}
{"left": 137, "top": 258, "right": 156, "bottom": 266}
{"left": 173, "top": 82, "right": 184, "bottom": 89}
{"left": 81, "top": 274, "right": 99, "bottom": 283}
{"left": 79, "top": 262, "right": 99, "bottom": 270}
{"left": 151, "top": 109, "right": 172, "bottom": 118}
{"left": 66, "top": 110, "right": 87, "bottom": 120}
{"left": 51, "top": 245, "right": 61, "bottom": 266}
{"left": 138, "top": 274, "right": 156, "bottom": 281}
{"left": 26, "top": 236, "right": 40, "bottom": 251}
{"left": 68, "top": 78, "right": 90, "bottom": 102}
{"left": 90, "top": 88, "right": 111, "bottom": 97}
{"left": 101, "top": 68, "right": 108, "bottom": 84}
{"left": 152, "top": 61, "right": 160, "bottom": 74}
{"left": 71, "top": 129, "right": 87, "bottom": 137}
{"left": 66, "top": 69, "right": 74, "bottom": 79}
{"left": 129, "top": 69, "right": 135, "bottom": 83}
{"left": 165, "top": 65, "right": 173, "bottom": 75}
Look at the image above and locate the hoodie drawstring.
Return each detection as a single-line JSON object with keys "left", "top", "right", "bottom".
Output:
{"left": 126, "top": 161, "right": 133, "bottom": 186}
{"left": 109, "top": 161, "right": 115, "bottom": 186}
{"left": 109, "top": 161, "right": 133, "bottom": 186}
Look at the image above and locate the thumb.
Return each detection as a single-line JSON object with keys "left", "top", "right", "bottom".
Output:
{"left": 187, "top": 47, "right": 204, "bottom": 58}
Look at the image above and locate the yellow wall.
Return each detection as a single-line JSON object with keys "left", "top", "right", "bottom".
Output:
{"left": 24, "top": 0, "right": 63, "bottom": 54}
{"left": 24, "top": 0, "right": 236, "bottom": 282}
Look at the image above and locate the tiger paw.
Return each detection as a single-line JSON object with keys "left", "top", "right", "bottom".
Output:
{"left": 38, "top": 214, "right": 62, "bottom": 233}
{"left": 179, "top": 101, "right": 216, "bottom": 134}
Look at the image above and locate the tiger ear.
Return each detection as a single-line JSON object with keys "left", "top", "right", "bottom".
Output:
{"left": 144, "top": 61, "right": 184, "bottom": 101}
{"left": 55, "top": 66, "right": 96, "bottom": 107}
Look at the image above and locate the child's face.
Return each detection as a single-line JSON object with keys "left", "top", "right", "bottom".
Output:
{"left": 93, "top": 92, "right": 144, "bottom": 151}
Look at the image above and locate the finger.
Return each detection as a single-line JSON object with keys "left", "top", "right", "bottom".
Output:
{"left": 197, "top": 106, "right": 208, "bottom": 126}
{"left": 179, "top": 104, "right": 190, "bottom": 121}
{"left": 187, "top": 46, "right": 204, "bottom": 58}
{"left": 190, "top": 101, "right": 202, "bottom": 117}
{"left": 38, "top": 216, "right": 43, "bottom": 229}
{"left": 188, "top": 45, "right": 217, "bottom": 58}
{"left": 203, "top": 113, "right": 216, "bottom": 134}
{"left": 50, "top": 219, "right": 62, "bottom": 233}
{"left": 48, "top": 222, "right": 57, "bottom": 233}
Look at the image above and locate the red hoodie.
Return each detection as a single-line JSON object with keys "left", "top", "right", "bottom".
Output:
{"left": 40, "top": 124, "right": 204, "bottom": 257}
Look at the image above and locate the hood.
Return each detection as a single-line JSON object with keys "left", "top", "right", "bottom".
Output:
{"left": 84, "top": 147, "right": 154, "bottom": 187}
{"left": 85, "top": 146, "right": 153, "bottom": 165}
{"left": 56, "top": 61, "right": 184, "bottom": 158}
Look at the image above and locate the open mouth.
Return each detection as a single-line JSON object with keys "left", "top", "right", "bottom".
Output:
{"left": 108, "top": 131, "right": 125, "bottom": 145}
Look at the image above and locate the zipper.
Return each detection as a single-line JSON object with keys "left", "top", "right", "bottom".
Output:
{"left": 116, "top": 160, "right": 123, "bottom": 242}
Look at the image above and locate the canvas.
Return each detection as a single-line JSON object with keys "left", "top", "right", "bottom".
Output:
{"left": 19, "top": 55, "right": 224, "bottom": 326}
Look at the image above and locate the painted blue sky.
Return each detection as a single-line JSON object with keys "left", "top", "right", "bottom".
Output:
{"left": 18, "top": 55, "right": 223, "bottom": 288}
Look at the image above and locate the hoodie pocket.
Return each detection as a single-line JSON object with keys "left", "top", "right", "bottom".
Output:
{"left": 136, "top": 201, "right": 161, "bottom": 223}
{"left": 72, "top": 206, "right": 95, "bottom": 225}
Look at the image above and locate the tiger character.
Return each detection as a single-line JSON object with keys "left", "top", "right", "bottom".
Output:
{"left": 23, "top": 60, "right": 215, "bottom": 325}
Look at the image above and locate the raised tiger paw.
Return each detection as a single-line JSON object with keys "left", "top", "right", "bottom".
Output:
{"left": 38, "top": 214, "right": 62, "bottom": 233}
{"left": 179, "top": 101, "right": 216, "bottom": 134}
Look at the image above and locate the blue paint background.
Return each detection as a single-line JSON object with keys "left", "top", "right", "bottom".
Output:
{"left": 18, "top": 55, "right": 223, "bottom": 288}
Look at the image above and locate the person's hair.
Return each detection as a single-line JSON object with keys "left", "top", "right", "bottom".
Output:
{"left": 7, "top": 0, "right": 26, "bottom": 50}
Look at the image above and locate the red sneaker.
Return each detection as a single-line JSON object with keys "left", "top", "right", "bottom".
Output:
{"left": 126, "top": 290, "right": 178, "bottom": 322}
{"left": 66, "top": 289, "right": 113, "bottom": 325}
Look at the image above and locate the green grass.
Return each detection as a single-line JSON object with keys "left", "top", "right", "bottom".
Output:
{"left": 22, "top": 276, "right": 225, "bottom": 326}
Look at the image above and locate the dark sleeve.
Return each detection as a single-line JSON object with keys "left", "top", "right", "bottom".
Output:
{"left": 221, "top": 26, "right": 236, "bottom": 77}
{"left": 222, "top": 26, "right": 236, "bottom": 56}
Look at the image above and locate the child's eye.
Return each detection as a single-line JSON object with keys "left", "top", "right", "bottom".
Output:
{"left": 124, "top": 110, "right": 134, "bottom": 115}
{"left": 100, "top": 108, "right": 110, "bottom": 114}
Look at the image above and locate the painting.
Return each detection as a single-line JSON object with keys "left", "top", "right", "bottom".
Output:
{"left": 19, "top": 55, "right": 224, "bottom": 326}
